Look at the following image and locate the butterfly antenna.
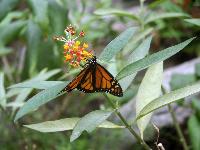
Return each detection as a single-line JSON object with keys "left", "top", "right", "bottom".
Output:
{"left": 93, "top": 49, "right": 97, "bottom": 56}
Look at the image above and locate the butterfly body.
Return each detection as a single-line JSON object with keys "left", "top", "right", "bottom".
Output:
{"left": 60, "top": 56, "right": 123, "bottom": 97}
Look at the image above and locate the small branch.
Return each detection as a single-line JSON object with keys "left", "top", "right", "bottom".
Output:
{"left": 0, "top": 104, "right": 10, "bottom": 120}
{"left": 157, "top": 143, "right": 165, "bottom": 150}
{"left": 167, "top": 104, "right": 189, "bottom": 150}
{"left": 0, "top": 104, "right": 5, "bottom": 112}
{"left": 103, "top": 94, "right": 151, "bottom": 150}
{"left": 162, "top": 86, "right": 189, "bottom": 150}
{"left": 139, "top": 0, "right": 145, "bottom": 31}
{"left": 16, "top": 46, "right": 26, "bottom": 82}
{"left": 2, "top": 56, "right": 14, "bottom": 82}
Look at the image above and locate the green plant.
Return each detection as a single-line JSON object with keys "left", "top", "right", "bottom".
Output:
{"left": 1, "top": 0, "right": 200, "bottom": 149}
{"left": 10, "top": 27, "right": 197, "bottom": 149}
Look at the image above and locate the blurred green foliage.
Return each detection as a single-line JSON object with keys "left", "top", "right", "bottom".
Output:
{"left": 0, "top": 0, "right": 199, "bottom": 149}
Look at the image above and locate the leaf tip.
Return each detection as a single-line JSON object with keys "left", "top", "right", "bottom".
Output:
{"left": 14, "top": 109, "right": 23, "bottom": 122}
{"left": 14, "top": 117, "right": 18, "bottom": 123}
{"left": 70, "top": 134, "right": 78, "bottom": 142}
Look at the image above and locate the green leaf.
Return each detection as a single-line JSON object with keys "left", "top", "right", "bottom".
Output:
{"left": 2, "top": 88, "right": 21, "bottom": 100}
{"left": 0, "top": 72, "right": 6, "bottom": 108}
{"left": 12, "top": 89, "right": 32, "bottom": 112}
{"left": 14, "top": 82, "right": 68, "bottom": 122}
{"left": 70, "top": 110, "right": 113, "bottom": 142}
{"left": 9, "top": 81, "right": 64, "bottom": 89}
{"left": 136, "top": 62, "right": 163, "bottom": 139}
{"left": 10, "top": 69, "right": 61, "bottom": 89}
{"left": 94, "top": 8, "right": 141, "bottom": 22}
{"left": 137, "top": 81, "right": 200, "bottom": 120}
{"left": 59, "top": 68, "right": 80, "bottom": 80}
{"left": 28, "top": 0, "right": 49, "bottom": 30}
{"left": 170, "top": 73, "right": 196, "bottom": 90}
{"left": 184, "top": 19, "right": 200, "bottom": 27}
{"left": 191, "top": 99, "right": 200, "bottom": 119}
{"left": 0, "top": 20, "right": 26, "bottom": 45}
{"left": 123, "top": 28, "right": 153, "bottom": 55}
{"left": 48, "top": 0, "right": 67, "bottom": 34}
{"left": 26, "top": 20, "right": 42, "bottom": 76}
{"left": 107, "top": 57, "right": 118, "bottom": 76}
{"left": 34, "top": 69, "right": 61, "bottom": 80}
{"left": 0, "top": 0, "right": 19, "bottom": 20}
{"left": 0, "top": 46, "right": 13, "bottom": 56}
{"left": 145, "top": 12, "right": 189, "bottom": 24}
{"left": 99, "top": 27, "right": 136, "bottom": 62}
{"left": 188, "top": 115, "right": 200, "bottom": 150}
{"left": 128, "top": 36, "right": 152, "bottom": 62}
{"left": 119, "top": 36, "right": 152, "bottom": 90}
{"left": 0, "top": 10, "right": 28, "bottom": 26}
{"left": 6, "top": 101, "right": 24, "bottom": 108}
{"left": 116, "top": 37, "right": 195, "bottom": 80}
{"left": 116, "top": 85, "right": 138, "bottom": 102}
{"left": 24, "top": 117, "right": 124, "bottom": 132}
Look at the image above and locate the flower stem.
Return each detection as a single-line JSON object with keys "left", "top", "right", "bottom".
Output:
{"left": 162, "top": 86, "right": 189, "bottom": 150}
{"left": 103, "top": 94, "right": 151, "bottom": 150}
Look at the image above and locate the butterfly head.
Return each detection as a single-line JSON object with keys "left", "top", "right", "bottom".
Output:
{"left": 86, "top": 56, "right": 97, "bottom": 65}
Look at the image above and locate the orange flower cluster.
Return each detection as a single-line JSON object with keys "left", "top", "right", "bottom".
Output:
{"left": 54, "top": 25, "right": 93, "bottom": 67}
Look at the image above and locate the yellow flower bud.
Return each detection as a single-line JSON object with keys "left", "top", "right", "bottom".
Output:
{"left": 64, "top": 44, "right": 69, "bottom": 50}
{"left": 75, "top": 41, "right": 80, "bottom": 46}
{"left": 73, "top": 46, "right": 78, "bottom": 51}
{"left": 83, "top": 43, "right": 88, "bottom": 48}
{"left": 64, "top": 54, "right": 72, "bottom": 61}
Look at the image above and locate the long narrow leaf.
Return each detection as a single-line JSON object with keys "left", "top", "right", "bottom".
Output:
{"left": 0, "top": 73, "right": 6, "bottom": 108}
{"left": 14, "top": 82, "right": 68, "bottom": 122}
{"left": 145, "top": 12, "right": 189, "bottom": 24}
{"left": 116, "top": 37, "right": 195, "bottom": 80}
{"left": 123, "top": 28, "right": 153, "bottom": 55}
{"left": 24, "top": 117, "right": 124, "bottom": 132}
{"left": 137, "top": 81, "right": 200, "bottom": 120}
{"left": 28, "top": 0, "right": 49, "bottom": 30}
{"left": 188, "top": 115, "right": 200, "bottom": 150}
{"left": 0, "top": 20, "right": 26, "bottom": 45}
{"left": 70, "top": 110, "right": 113, "bottom": 142}
{"left": 12, "top": 89, "right": 32, "bottom": 113}
{"left": 0, "top": 46, "right": 13, "bottom": 56}
{"left": 94, "top": 9, "right": 141, "bottom": 22}
{"left": 26, "top": 20, "right": 42, "bottom": 76}
{"left": 136, "top": 62, "right": 163, "bottom": 139}
{"left": 0, "top": 0, "right": 19, "bottom": 20}
{"left": 10, "top": 81, "right": 64, "bottom": 90}
{"left": 184, "top": 19, "right": 200, "bottom": 27}
{"left": 119, "top": 36, "right": 152, "bottom": 90}
{"left": 10, "top": 69, "right": 60, "bottom": 89}
{"left": 99, "top": 27, "right": 136, "bottom": 62}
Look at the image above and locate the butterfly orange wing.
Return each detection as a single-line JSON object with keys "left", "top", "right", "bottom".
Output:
{"left": 77, "top": 69, "right": 95, "bottom": 92}
{"left": 76, "top": 63, "right": 123, "bottom": 97}
{"left": 59, "top": 66, "right": 89, "bottom": 94}
{"left": 94, "top": 64, "right": 123, "bottom": 97}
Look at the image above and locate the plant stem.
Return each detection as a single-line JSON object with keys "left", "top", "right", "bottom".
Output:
{"left": 103, "top": 94, "right": 151, "bottom": 150}
{"left": 0, "top": 105, "right": 5, "bottom": 112}
{"left": 161, "top": 86, "right": 189, "bottom": 150}
{"left": 139, "top": 0, "right": 145, "bottom": 31}
{"left": 168, "top": 104, "right": 189, "bottom": 150}
{"left": 2, "top": 56, "right": 14, "bottom": 83}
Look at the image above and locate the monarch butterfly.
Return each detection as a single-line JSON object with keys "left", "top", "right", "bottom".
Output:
{"left": 59, "top": 56, "right": 123, "bottom": 97}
